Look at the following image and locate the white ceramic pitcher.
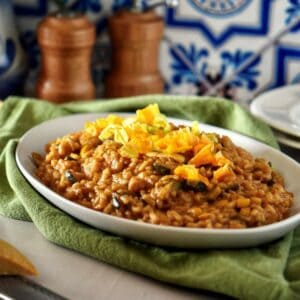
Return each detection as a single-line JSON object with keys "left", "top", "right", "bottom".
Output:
{"left": 0, "top": 0, "right": 27, "bottom": 99}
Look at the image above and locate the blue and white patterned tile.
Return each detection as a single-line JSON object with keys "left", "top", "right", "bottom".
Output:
{"left": 165, "top": 1, "right": 270, "bottom": 48}
{"left": 10, "top": 0, "right": 300, "bottom": 103}
{"left": 162, "top": 0, "right": 300, "bottom": 104}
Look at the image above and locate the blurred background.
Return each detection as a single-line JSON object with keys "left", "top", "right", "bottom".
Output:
{"left": 3, "top": 0, "right": 300, "bottom": 105}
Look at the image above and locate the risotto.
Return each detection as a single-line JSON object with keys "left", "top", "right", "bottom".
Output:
{"left": 32, "top": 104, "right": 293, "bottom": 229}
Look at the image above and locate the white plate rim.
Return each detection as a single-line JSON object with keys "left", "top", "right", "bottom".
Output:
{"left": 15, "top": 113, "right": 300, "bottom": 248}
{"left": 275, "top": 131, "right": 300, "bottom": 150}
{"left": 250, "top": 85, "right": 300, "bottom": 138}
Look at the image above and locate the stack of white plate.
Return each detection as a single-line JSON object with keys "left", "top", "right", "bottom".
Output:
{"left": 250, "top": 85, "right": 300, "bottom": 150}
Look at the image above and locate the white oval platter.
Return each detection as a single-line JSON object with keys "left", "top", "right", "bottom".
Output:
{"left": 16, "top": 113, "right": 300, "bottom": 249}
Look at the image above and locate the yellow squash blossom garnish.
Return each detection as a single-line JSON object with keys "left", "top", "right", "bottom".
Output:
{"left": 99, "top": 124, "right": 129, "bottom": 145}
{"left": 81, "top": 104, "right": 235, "bottom": 182}
{"left": 155, "top": 127, "right": 200, "bottom": 154}
{"left": 136, "top": 103, "right": 160, "bottom": 124}
{"left": 213, "top": 164, "right": 235, "bottom": 182}
{"left": 136, "top": 104, "right": 170, "bottom": 132}
{"left": 85, "top": 114, "right": 123, "bottom": 136}
{"left": 174, "top": 165, "right": 210, "bottom": 186}
{"left": 191, "top": 121, "right": 200, "bottom": 135}
{"left": 189, "top": 143, "right": 216, "bottom": 166}
{"left": 119, "top": 143, "right": 139, "bottom": 158}
{"left": 84, "top": 104, "right": 231, "bottom": 179}
{"left": 193, "top": 133, "right": 214, "bottom": 154}
{"left": 124, "top": 122, "right": 148, "bottom": 139}
{"left": 215, "top": 151, "right": 232, "bottom": 166}
{"left": 119, "top": 136, "right": 153, "bottom": 158}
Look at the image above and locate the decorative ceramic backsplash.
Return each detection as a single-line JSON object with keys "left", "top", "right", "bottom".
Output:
{"left": 9, "top": 0, "right": 300, "bottom": 104}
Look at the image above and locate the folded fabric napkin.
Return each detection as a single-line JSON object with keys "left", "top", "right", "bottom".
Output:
{"left": 0, "top": 96, "right": 299, "bottom": 300}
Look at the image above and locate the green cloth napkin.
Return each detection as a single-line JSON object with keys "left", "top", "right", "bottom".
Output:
{"left": 1, "top": 96, "right": 299, "bottom": 300}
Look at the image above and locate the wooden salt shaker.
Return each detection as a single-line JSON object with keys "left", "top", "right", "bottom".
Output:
{"left": 105, "top": 9, "right": 164, "bottom": 98}
{"left": 36, "top": 13, "right": 96, "bottom": 103}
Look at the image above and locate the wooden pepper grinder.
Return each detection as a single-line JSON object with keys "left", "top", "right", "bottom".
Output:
{"left": 36, "top": 11, "right": 96, "bottom": 103}
{"left": 105, "top": 0, "right": 178, "bottom": 98}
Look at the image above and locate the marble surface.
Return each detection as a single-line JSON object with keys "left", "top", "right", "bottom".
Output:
{"left": 0, "top": 216, "right": 226, "bottom": 300}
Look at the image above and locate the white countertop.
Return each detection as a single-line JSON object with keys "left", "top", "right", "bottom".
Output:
{"left": 0, "top": 215, "right": 222, "bottom": 300}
